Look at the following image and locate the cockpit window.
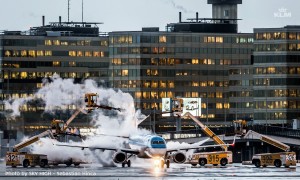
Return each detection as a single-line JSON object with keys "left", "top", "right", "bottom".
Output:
{"left": 151, "top": 140, "right": 165, "bottom": 145}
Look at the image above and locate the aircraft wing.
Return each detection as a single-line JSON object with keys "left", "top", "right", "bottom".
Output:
{"left": 55, "top": 144, "right": 140, "bottom": 155}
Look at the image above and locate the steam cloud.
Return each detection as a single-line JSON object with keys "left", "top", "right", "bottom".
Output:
{"left": 5, "top": 75, "right": 206, "bottom": 166}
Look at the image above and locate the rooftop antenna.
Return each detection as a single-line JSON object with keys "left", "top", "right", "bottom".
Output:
{"left": 82, "top": 0, "right": 84, "bottom": 23}
{"left": 68, "top": 0, "right": 70, "bottom": 23}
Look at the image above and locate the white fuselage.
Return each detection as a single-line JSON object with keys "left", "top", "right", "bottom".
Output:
{"left": 128, "top": 134, "right": 167, "bottom": 159}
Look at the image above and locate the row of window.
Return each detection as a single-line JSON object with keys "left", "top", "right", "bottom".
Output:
{"left": 2, "top": 61, "right": 109, "bottom": 68}
{"left": 255, "top": 32, "right": 300, "bottom": 40}
{"left": 254, "top": 112, "right": 287, "bottom": 120}
{"left": 255, "top": 43, "right": 300, "bottom": 51}
{"left": 3, "top": 39, "right": 108, "bottom": 47}
{"left": 255, "top": 67, "right": 300, "bottom": 75}
{"left": 110, "top": 35, "right": 253, "bottom": 44}
{"left": 1, "top": 71, "right": 106, "bottom": 80}
{"left": 254, "top": 78, "right": 300, "bottom": 86}
{"left": 255, "top": 100, "right": 300, "bottom": 109}
{"left": 254, "top": 55, "right": 300, "bottom": 63}
{"left": 111, "top": 47, "right": 252, "bottom": 55}
{"left": 111, "top": 58, "right": 249, "bottom": 66}
{"left": 3, "top": 50, "right": 107, "bottom": 58}
{"left": 254, "top": 89, "right": 300, "bottom": 97}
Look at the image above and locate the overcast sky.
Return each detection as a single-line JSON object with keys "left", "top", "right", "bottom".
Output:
{"left": 0, "top": 0, "right": 299, "bottom": 33}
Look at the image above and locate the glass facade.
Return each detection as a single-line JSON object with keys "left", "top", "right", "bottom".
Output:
{"left": 109, "top": 31, "right": 253, "bottom": 131}
{"left": 253, "top": 26, "right": 300, "bottom": 124}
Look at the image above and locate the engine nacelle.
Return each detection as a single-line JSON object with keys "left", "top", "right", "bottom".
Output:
{"left": 112, "top": 152, "right": 127, "bottom": 164}
{"left": 172, "top": 152, "right": 186, "bottom": 164}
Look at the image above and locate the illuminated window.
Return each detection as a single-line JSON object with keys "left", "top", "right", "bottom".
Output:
{"left": 13, "top": 50, "right": 19, "bottom": 57}
{"left": 200, "top": 81, "right": 207, "bottom": 87}
{"left": 28, "top": 50, "right": 36, "bottom": 57}
{"left": 69, "top": 72, "right": 76, "bottom": 78}
{"left": 77, "top": 41, "right": 84, "bottom": 46}
{"left": 61, "top": 41, "right": 68, "bottom": 45}
{"left": 37, "top": 50, "right": 44, "bottom": 56}
{"left": 207, "top": 81, "right": 214, "bottom": 86}
{"left": 53, "top": 61, "right": 60, "bottom": 67}
{"left": 216, "top": 103, "right": 223, "bottom": 109}
{"left": 85, "top": 51, "right": 92, "bottom": 57}
{"left": 192, "top": 81, "right": 199, "bottom": 87}
{"left": 93, "top": 51, "right": 100, "bottom": 57}
{"left": 4, "top": 50, "right": 11, "bottom": 57}
{"left": 159, "top": 81, "right": 166, "bottom": 88}
{"left": 121, "top": 70, "right": 128, "bottom": 76}
{"left": 53, "top": 40, "right": 60, "bottom": 45}
{"left": 159, "top": 36, "right": 166, "bottom": 43}
{"left": 85, "top": 40, "right": 91, "bottom": 46}
{"left": 69, "top": 61, "right": 76, "bottom": 67}
{"left": 45, "top": 40, "right": 52, "bottom": 45}
{"left": 216, "top": 92, "right": 223, "bottom": 98}
{"left": 151, "top": 81, "right": 158, "bottom": 88}
{"left": 69, "top": 51, "right": 76, "bottom": 56}
{"left": 224, "top": 103, "right": 230, "bottom": 109}
{"left": 208, "top": 37, "right": 215, "bottom": 43}
{"left": 112, "top": 58, "right": 121, "bottom": 65}
{"left": 191, "top": 92, "right": 198, "bottom": 97}
{"left": 77, "top": 51, "right": 83, "bottom": 57}
{"left": 37, "top": 83, "right": 43, "bottom": 88}
{"left": 267, "top": 67, "right": 275, "bottom": 74}
{"left": 21, "top": 50, "right": 27, "bottom": 57}
{"left": 192, "top": 59, "right": 199, "bottom": 64}
{"left": 100, "top": 51, "right": 105, "bottom": 57}
{"left": 168, "top": 81, "right": 174, "bottom": 88}
{"left": 216, "top": 37, "right": 223, "bottom": 43}
{"left": 135, "top": 92, "right": 142, "bottom": 99}
{"left": 45, "top": 51, "right": 52, "bottom": 56}
{"left": 20, "top": 72, "right": 27, "bottom": 79}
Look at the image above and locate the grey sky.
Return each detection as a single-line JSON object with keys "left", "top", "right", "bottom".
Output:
{"left": 0, "top": 0, "right": 299, "bottom": 33}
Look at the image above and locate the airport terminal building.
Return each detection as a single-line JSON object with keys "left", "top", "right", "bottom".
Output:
{"left": 0, "top": 0, "right": 300, "bottom": 136}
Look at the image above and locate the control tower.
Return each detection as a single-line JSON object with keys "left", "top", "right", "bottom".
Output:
{"left": 208, "top": 0, "right": 242, "bottom": 24}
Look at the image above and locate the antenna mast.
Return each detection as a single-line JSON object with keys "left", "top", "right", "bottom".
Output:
{"left": 68, "top": 0, "right": 70, "bottom": 23}
{"left": 82, "top": 0, "right": 84, "bottom": 23}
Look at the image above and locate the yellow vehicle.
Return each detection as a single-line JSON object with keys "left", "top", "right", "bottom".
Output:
{"left": 6, "top": 152, "right": 48, "bottom": 168}
{"left": 189, "top": 151, "right": 232, "bottom": 167}
{"left": 252, "top": 152, "right": 296, "bottom": 168}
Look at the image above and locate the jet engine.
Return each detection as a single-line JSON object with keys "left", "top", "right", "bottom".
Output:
{"left": 112, "top": 152, "right": 127, "bottom": 163}
{"left": 172, "top": 152, "right": 186, "bottom": 163}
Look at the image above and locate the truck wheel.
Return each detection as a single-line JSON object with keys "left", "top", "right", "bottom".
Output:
{"left": 74, "top": 163, "right": 80, "bottom": 167}
{"left": 220, "top": 158, "right": 228, "bottom": 166}
{"left": 254, "top": 160, "right": 261, "bottom": 168}
{"left": 274, "top": 160, "right": 282, "bottom": 168}
{"left": 65, "top": 159, "right": 72, "bottom": 167}
{"left": 199, "top": 159, "right": 206, "bottom": 166}
{"left": 40, "top": 159, "right": 48, "bottom": 168}
{"left": 23, "top": 159, "right": 30, "bottom": 168}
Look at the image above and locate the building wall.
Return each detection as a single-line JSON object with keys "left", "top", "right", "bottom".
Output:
{"left": 109, "top": 31, "right": 253, "bottom": 131}
{"left": 253, "top": 26, "right": 300, "bottom": 124}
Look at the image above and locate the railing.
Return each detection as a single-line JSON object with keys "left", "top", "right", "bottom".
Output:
{"left": 162, "top": 125, "right": 300, "bottom": 140}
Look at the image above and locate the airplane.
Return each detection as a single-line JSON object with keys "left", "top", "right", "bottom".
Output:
{"left": 56, "top": 128, "right": 235, "bottom": 168}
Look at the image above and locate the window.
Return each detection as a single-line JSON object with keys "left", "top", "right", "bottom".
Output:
{"left": 159, "top": 36, "right": 166, "bottom": 43}
{"left": 85, "top": 51, "right": 92, "bottom": 57}
{"left": 69, "top": 51, "right": 76, "bottom": 56}
{"left": 37, "top": 50, "right": 44, "bottom": 56}
{"left": 77, "top": 51, "right": 83, "bottom": 57}
{"left": 216, "top": 37, "right": 223, "bottom": 43}
{"left": 53, "top": 61, "right": 60, "bottom": 67}
{"left": 69, "top": 61, "right": 76, "bottom": 67}
{"left": 45, "top": 51, "right": 52, "bottom": 56}
{"left": 28, "top": 50, "right": 36, "bottom": 57}
{"left": 224, "top": 10, "right": 229, "bottom": 17}
{"left": 45, "top": 40, "right": 52, "bottom": 45}
{"left": 53, "top": 40, "right": 60, "bottom": 45}
{"left": 21, "top": 50, "right": 27, "bottom": 57}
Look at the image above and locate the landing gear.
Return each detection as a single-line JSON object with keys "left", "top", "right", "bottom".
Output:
{"left": 165, "top": 159, "right": 170, "bottom": 168}
{"left": 122, "top": 160, "right": 131, "bottom": 168}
